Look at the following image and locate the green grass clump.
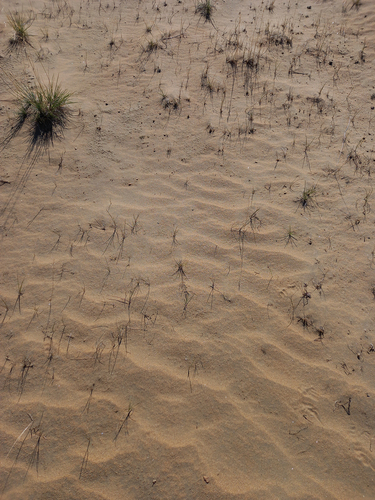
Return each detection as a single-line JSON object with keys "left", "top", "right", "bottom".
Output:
{"left": 298, "top": 185, "right": 317, "bottom": 210}
{"left": 195, "top": 0, "right": 215, "bottom": 21}
{"left": 7, "top": 12, "right": 33, "bottom": 48}
{"left": 19, "top": 79, "right": 72, "bottom": 139}
{"left": 2, "top": 72, "right": 73, "bottom": 159}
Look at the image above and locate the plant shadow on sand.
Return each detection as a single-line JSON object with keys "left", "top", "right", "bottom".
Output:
{"left": 0, "top": 68, "right": 73, "bottom": 229}
{"left": 2, "top": 70, "right": 73, "bottom": 163}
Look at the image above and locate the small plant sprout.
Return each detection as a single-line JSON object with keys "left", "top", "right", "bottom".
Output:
{"left": 160, "top": 91, "right": 180, "bottom": 111}
{"left": 173, "top": 261, "right": 187, "bottom": 282}
{"left": 0, "top": 297, "right": 9, "bottom": 326}
{"left": 171, "top": 226, "right": 179, "bottom": 248}
{"left": 362, "top": 188, "right": 372, "bottom": 218}
{"left": 144, "top": 39, "right": 160, "bottom": 53}
{"left": 201, "top": 69, "right": 216, "bottom": 94}
{"left": 182, "top": 287, "right": 194, "bottom": 317}
{"left": 79, "top": 438, "right": 91, "bottom": 479}
{"left": 7, "top": 11, "right": 34, "bottom": 48}
{"left": 13, "top": 277, "right": 25, "bottom": 314}
{"left": 315, "top": 325, "right": 325, "bottom": 341}
{"left": 129, "top": 214, "right": 141, "bottom": 234}
{"left": 114, "top": 403, "right": 134, "bottom": 442}
{"left": 284, "top": 226, "right": 297, "bottom": 246}
{"left": 297, "top": 184, "right": 317, "bottom": 210}
{"left": 195, "top": 0, "right": 215, "bottom": 22}
{"left": 266, "top": 0, "right": 276, "bottom": 12}
{"left": 40, "top": 28, "right": 49, "bottom": 41}
{"left": 350, "top": 0, "right": 362, "bottom": 10}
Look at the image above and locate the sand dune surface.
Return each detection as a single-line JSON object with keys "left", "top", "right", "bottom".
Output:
{"left": 1, "top": 0, "right": 375, "bottom": 498}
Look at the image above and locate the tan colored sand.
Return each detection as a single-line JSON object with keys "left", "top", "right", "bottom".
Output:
{"left": 1, "top": 0, "right": 375, "bottom": 498}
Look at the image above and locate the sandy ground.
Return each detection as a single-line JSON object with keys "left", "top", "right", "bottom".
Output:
{"left": 1, "top": 0, "right": 375, "bottom": 498}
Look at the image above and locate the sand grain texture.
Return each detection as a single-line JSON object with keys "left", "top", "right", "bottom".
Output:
{"left": 1, "top": 0, "right": 375, "bottom": 498}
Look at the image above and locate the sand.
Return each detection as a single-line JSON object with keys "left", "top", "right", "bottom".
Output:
{"left": 1, "top": 0, "right": 375, "bottom": 498}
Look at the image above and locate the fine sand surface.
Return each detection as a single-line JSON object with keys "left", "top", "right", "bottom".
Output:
{"left": 1, "top": 0, "right": 375, "bottom": 498}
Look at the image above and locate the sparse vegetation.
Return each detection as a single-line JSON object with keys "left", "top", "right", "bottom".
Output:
{"left": 266, "top": 0, "right": 276, "bottom": 12}
{"left": 284, "top": 226, "right": 298, "bottom": 246}
{"left": 201, "top": 68, "right": 217, "bottom": 94}
{"left": 144, "top": 39, "right": 160, "bottom": 52}
{"left": 7, "top": 11, "right": 33, "bottom": 48}
{"left": 265, "top": 21, "right": 293, "bottom": 47}
{"left": 173, "top": 261, "right": 187, "bottom": 282}
{"left": 160, "top": 92, "right": 180, "bottom": 110}
{"left": 350, "top": 0, "right": 362, "bottom": 10}
{"left": 195, "top": 0, "right": 215, "bottom": 21}
{"left": 2, "top": 71, "right": 73, "bottom": 158}
{"left": 297, "top": 185, "right": 317, "bottom": 210}
{"left": 1, "top": 1, "right": 374, "bottom": 497}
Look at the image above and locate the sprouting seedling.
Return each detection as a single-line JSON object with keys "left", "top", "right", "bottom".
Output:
{"left": 18, "top": 357, "right": 33, "bottom": 399}
{"left": 231, "top": 223, "right": 247, "bottom": 291}
{"left": 302, "top": 136, "right": 314, "bottom": 171}
{"left": 359, "top": 38, "right": 368, "bottom": 63}
{"left": 116, "top": 222, "right": 126, "bottom": 263}
{"left": 226, "top": 53, "right": 239, "bottom": 73}
{"left": 284, "top": 226, "right": 297, "bottom": 246}
{"left": 207, "top": 280, "right": 218, "bottom": 309}
{"left": 171, "top": 226, "right": 179, "bottom": 248}
{"left": 300, "top": 286, "right": 312, "bottom": 306}
{"left": 207, "top": 280, "right": 231, "bottom": 309}
{"left": 312, "top": 273, "right": 326, "bottom": 297}
{"left": 103, "top": 210, "right": 118, "bottom": 254}
{"left": 114, "top": 278, "right": 150, "bottom": 324}
{"left": 288, "top": 283, "right": 312, "bottom": 325}
{"left": 362, "top": 188, "right": 372, "bottom": 218}
{"left": 315, "top": 325, "right": 325, "bottom": 341}
{"left": 297, "top": 315, "right": 312, "bottom": 329}
{"left": 145, "top": 22, "right": 153, "bottom": 33}
{"left": 0, "top": 297, "right": 10, "bottom": 326}
{"left": 182, "top": 287, "right": 194, "bottom": 317}
{"left": 143, "top": 39, "right": 160, "bottom": 53}
{"left": 350, "top": 0, "right": 362, "bottom": 10}
{"left": 3, "top": 412, "right": 45, "bottom": 493}
{"left": 82, "top": 384, "right": 95, "bottom": 414}
{"left": 200, "top": 67, "right": 217, "bottom": 95}
{"left": 114, "top": 403, "right": 134, "bottom": 442}
{"left": 40, "top": 27, "right": 49, "bottom": 41}
{"left": 129, "top": 214, "right": 140, "bottom": 235}
{"left": 79, "top": 438, "right": 91, "bottom": 479}
{"left": 94, "top": 341, "right": 105, "bottom": 365}
{"left": 108, "top": 325, "right": 127, "bottom": 374}
{"left": 173, "top": 261, "right": 187, "bottom": 282}
{"left": 160, "top": 93, "right": 180, "bottom": 111}
{"left": 235, "top": 209, "right": 261, "bottom": 244}
{"left": 248, "top": 209, "right": 261, "bottom": 234}
{"left": 13, "top": 277, "right": 25, "bottom": 314}
{"left": 141, "top": 310, "right": 158, "bottom": 336}
{"left": 187, "top": 361, "right": 203, "bottom": 392}
{"left": 297, "top": 185, "right": 317, "bottom": 210}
